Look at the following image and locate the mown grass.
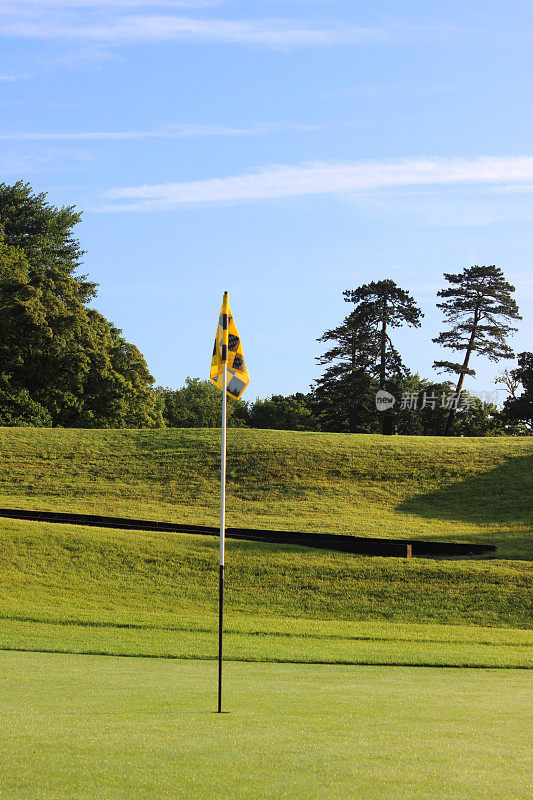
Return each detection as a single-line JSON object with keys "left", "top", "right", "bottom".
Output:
{"left": 2, "top": 620, "right": 531, "bottom": 668}
{"left": 0, "top": 428, "right": 531, "bottom": 666}
{"left": 1, "top": 519, "right": 531, "bottom": 628}
{"left": 1, "top": 653, "right": 531, "bottom": 800}
{"left": 0, "top": 427, "right": 531, "bottom": 557}
{"left": 0, "top": 518, "right": 531, "bottom": 666}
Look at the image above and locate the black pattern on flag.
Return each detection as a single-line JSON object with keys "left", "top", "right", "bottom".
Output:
{"left": 210, "top": 295, "right": 249, "bottom": 399}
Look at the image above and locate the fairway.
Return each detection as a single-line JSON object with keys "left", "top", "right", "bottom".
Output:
{"left": 0, "top": 652, "right": 530, "bottom": 800}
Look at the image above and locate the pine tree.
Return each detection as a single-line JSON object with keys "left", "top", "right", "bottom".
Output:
{"left": 315, "top": 281, "right": 423, "bottom": 433}
{"left": 314, "top": 311, "right": 379, "bottom": 432}
{"left": 433, "top": 265, "right": 521, "bottom": 434}
{"left": 341, "top": 280, "right": 423, "bottom": 433}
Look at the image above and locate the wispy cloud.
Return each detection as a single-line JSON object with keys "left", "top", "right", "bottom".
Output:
{"left": 323, "top": 82, "right": 455, "bottom": 100}
{"left": 0, "top": 72, "right": 32, "bottom": 81}
{"left": 1, "top": 16, "right": 385, "bottom": 46}
{"left": 0, "top": 121, "right": 334, "bottom": 141}
{"left": 1, "top": 148, "right": 98, "bottom": 175}
{"left": 0, "top": 1, "right": 451, "bottom": 48}
{"left": 345, "top": 185, "right": 533, "bottom": 228}
{"left": 1, "top": 0, "right": 216, "bottom": 8}
{"left": 101, "top": 156, "right": 533, "bottom": 211}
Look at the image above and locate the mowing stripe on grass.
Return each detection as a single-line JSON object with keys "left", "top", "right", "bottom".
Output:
{"left": 1, "top": 618, "right": 531, "bottom": 667}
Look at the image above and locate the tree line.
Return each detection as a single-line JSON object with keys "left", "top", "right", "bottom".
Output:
{"left": 0, "top": 182, "right": 531, "bottom": 434}
{"left": 310, "top": 272, "right": 528, "bottom": 435}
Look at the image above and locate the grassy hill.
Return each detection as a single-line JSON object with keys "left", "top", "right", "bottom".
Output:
{"left": 0, "top": 427, "right": 531, "bottom": 556}
{"left": 0, "top": 428, "right": 531, "bottom": 665}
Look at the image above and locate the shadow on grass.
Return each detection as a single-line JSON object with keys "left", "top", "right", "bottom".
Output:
{"left": 397, "top": 454, "right": 533, "bottom": 556}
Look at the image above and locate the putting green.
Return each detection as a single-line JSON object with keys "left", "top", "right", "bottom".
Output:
{"left": 0, "top": 651, "right": 530, "bottom": 799}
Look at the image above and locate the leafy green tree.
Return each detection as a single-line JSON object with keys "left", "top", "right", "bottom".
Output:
{"left": 0, "top": 184, "right": 162, "bottom": 428}
{"left": 0, "top": 181, "right": 95, "bottom": 301}
{"left": 157, "top": 378, "right": 247, "bottom": 428}
{"left": 453, "top": 399, "right": 505, "bottom": 437}
{"left": 0, "top": 378, "right": 52, "bottom": 427}
{"left": 433, "top": 265, "right": 521, "bottom": 434}
{"left": 247, "top": 393, "right": 317, "bottom": 431}
{"left": 371, "top": 374, "right": 504, "bottom": 437}
{"left": 72, "top": 311, "right": 164, "bottom": 428}
{"left": 394, "top": 375, "right": 451, "bottom": 435}
{"left": 501, "top": 352, "right": 533, "bottom": 429}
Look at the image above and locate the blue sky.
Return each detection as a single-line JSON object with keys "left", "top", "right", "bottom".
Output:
{"left": 1, "top": 0, "right": 532, "bottom": 401}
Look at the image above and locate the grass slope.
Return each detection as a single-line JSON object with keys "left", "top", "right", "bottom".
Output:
{"left": 1, "top": 652, "right": 531, "bottom": 800}
{"left": 0, "top": 427, "right": 531, "bottom": 557}
{"left": 0, "top": 428, "right": 531, "bottom": 664}
{"left": 0, "top": 518, "right": 531, "bottom": 665}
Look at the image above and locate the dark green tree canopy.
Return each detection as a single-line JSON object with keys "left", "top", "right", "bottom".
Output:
{"left": 317, "top": 310, "right": 407, "bottom": 385}
{"left": 394, "top": 375, "right": 504, "bottom": 437}
{"left": 0, "top": 183, "right": 162, "bottom": 428}
{"left": 313, "top": 368, "right": 378, "bottom": 433}
{"left": 0, "top": 181, "right": 95, "bottom": 302}
{"left": 0, "top": 378, "right": 52, "bottom": 427}
{"left": 314, "top": 312, "right": 380, "bottom": 433}
{"left": 315, "top": 280, "right": 423, "bottom": 433}
{"left": 246, "top": 393, "right": 316, "bottom": 431}
{"left": 502, "top": 352, "right": 533, "bottom": 428}
{"left": 343, "top": 279, "right": 423, "bottom": 330}
{"left": 343, "top": 279, "right": 423, "bottom": 391}
{"left": 157, "top": 378, "right": 247, "bottom": 428}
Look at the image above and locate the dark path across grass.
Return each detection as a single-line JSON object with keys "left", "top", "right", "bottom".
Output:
{"left": 0, "top": 507, "right": 497, "bottom": 558}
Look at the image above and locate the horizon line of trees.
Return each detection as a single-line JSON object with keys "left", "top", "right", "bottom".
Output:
{"left": 0, "top": 181, "right": 531, "bottom": 436}
{"left": 310, "top": 272, "right": 527, "bottom": 435}
{"left": 154, "top": 363, "right": 532, "bottom": 436}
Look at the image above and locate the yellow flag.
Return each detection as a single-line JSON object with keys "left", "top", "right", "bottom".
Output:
{"left": 210, "top": 292, "right": 249, "bottom": 399}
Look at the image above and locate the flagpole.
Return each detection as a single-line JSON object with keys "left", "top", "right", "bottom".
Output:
{"left": 218, "top": 319, "right": 228, "bottom": 714}
{"left": 211, "top": 289, "right": 246, "bottom": 715}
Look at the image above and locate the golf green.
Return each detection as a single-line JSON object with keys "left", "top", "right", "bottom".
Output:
{"left": 0, "top": 651, "right": 530, "bottom": 799}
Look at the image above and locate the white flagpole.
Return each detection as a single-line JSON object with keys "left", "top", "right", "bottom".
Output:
{"left": 218, "top": 360, "right": 227, "bottom": 713}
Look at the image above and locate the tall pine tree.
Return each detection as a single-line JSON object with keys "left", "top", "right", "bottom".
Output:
{"left": 315, "top": 281, "right": 423, "bottom": 433}
{"left": 433, "top": 265, "right": 521, "bottom": 434}
{"left": 342, "top": 280, "right": 423, "bottom": 433}
{"left": 314, "top": 311, "right": 379, "bottom": 432}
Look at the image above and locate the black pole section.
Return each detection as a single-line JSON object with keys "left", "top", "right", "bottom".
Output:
{"left": 218, "top": 563, "right": 224, "bottom": 713}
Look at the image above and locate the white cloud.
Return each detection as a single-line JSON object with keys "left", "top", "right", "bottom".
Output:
{"left": 0, "top": 1, "right": 451, "bottom": 48}
{"left": 0, "top": 14, "right": 388, "bottom": 45}
{"left": 0, "top": 121, "right": 333, "bottom": 141}
{"left": 101, "top": 156, "right": 533, "bottom": 210}
{"left": 0, "top": 73, "right": 27, "bottom": 81}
